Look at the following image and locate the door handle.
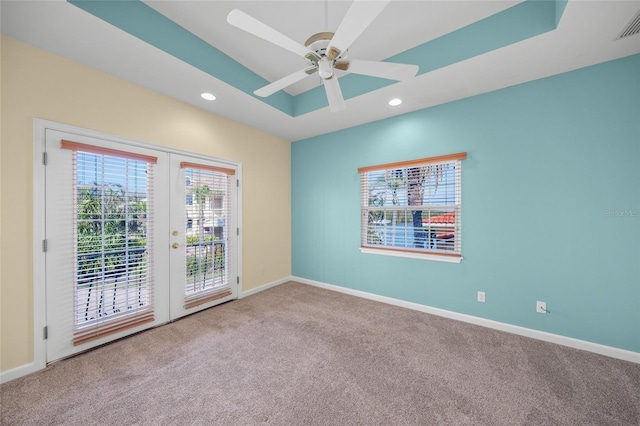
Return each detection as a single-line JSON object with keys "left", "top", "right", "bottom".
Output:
{"left": 172, "top": 243, "right": 179, "bottom": 249}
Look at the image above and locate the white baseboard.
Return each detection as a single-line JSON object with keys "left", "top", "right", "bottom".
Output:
{"left": 240, "top": 276, "right": 291, "bottom": 298}
{"left": 293, "top": 276, "right": 640, "bottom": 364}
{"left": 0, "top": 362, "right": 39, "bottom": 384}
{"left": 4, "top": 275, "right": 636, "bottom": 384}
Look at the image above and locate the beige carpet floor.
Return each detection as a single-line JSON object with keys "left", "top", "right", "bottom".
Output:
{"left": 1, "top": 281, "right": 639, "bottom": 425}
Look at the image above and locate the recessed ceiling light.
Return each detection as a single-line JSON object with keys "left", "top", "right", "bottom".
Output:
{"left": 201, "top": 92, "right": 216, "bottom": 101}
{"left": 388, "top": 98, "right": 403, "bottom": 106}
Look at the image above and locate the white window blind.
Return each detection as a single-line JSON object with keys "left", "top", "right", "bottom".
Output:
{"left": 359, "top": 152, "right": 466, "bottom": 261}
{"left": 61, "top": 140, "right": 157, "bottom": 346}
{"left": 180, "top": 162, "right": 235, "bottom": 309}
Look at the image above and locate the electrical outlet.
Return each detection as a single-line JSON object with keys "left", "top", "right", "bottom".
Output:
{"left": 536, "top": 301, "right": 547, "bottom": 314}
{"left": 477, "top": 291, "right": 485, "bottom": 303}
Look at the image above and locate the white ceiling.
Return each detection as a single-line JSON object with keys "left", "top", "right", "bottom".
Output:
{"left": 2, "top": 1, "right": 640, "bottom": 141}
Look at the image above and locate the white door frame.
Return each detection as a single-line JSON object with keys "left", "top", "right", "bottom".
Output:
{"left": 32, "top": 119, "right": 242, "bottom": 373}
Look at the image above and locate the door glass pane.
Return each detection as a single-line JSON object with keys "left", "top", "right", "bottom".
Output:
{"left": 183, "top": 168, "right": 229, "bottom": 300}
{"left": 74, "top": 151, "right": 154, "bottom": 338}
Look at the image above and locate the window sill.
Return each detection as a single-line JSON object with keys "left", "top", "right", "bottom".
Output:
{"left": 360, "top": 247, "right": 463, "bottom": 263}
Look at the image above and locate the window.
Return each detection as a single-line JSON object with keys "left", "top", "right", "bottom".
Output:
{"left": 61, "top": 140, "right": 157, "bottom": 345}
{"left": 181, "top": 162, "right": 234, "bottom": 309}
{"left": 359, "top": 152, "right": 466, "bottom": 263}
{"left": 213, "top": 195, "right": 223, "bottom": 210}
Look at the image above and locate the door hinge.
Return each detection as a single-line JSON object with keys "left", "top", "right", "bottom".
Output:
{"left": 236, "top": 179, "right": 239, "bottom": 187}
{"left": 42, "top": 239, "right": 48, "bottom": 252}
{"left": 236, "top": 228, "right": 239, "bottom": 236}
{"left": 43, "top": 326, "right": 48, "bottom": 340}
{"left": 237, "top": 276, "right": 239, "bottom": 284}
{"left": 42, "top": 152, "right": 48, "bottom": 165}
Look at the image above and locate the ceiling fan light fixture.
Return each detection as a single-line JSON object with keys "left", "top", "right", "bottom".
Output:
{"left": 326, "top": 46, "right": 342, "bottom": 61}
{"left": 201, "top": 92, "right": 216, "bottom": 101}
{"left": 388, "top": 98, "right": 403, "bottom": 106}
{"left": 334, "top": 61, "right": 349, "bottom": 71}
{"left": 318, "top": 58, "right": 334, "bottom": 79}
{"left": 305, "top": 52, "right": 321, "bottom": 63}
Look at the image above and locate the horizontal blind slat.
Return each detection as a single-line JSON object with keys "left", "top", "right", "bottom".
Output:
{"left": 182, "top": 166, "right": 232, "bottom": 309}
{"left": 180, "top": 162, "right": 236, "bottom": 175}
{"left": 184, "top": 288, "right": 232, "bottom": 310}
{"left": 73, "top": 311, "right": 155, "bottom": 346}
{"left": 62, "top": 140, "right": 158, "bottom": 164}
{"left": 360, "top": 157, "right": 463, "bottom": 257}
{"left": 358, "top": 152, "right": 466, "bottom": 173}
{"left": 71, "top": 147, "right": 156, "bottom": 346}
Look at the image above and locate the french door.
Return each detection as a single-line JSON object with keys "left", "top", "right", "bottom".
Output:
{"left": 44, "top": 129, "right": 238, "bottom": 362}
{"left": 168, "top": 154, "right": 237, "bottom": 319}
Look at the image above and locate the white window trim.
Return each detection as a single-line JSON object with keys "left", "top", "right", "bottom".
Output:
{"left": 360, "top": 247, "right": 463, "bottom": 263}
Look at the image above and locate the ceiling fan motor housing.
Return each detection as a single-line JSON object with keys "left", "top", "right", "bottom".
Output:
{"left": 304, "top": 32, "right": 348, "bottom": 63}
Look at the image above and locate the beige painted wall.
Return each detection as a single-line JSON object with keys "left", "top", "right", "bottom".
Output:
{"left": 0, "top": 36, "right": 291, "bottom": 372}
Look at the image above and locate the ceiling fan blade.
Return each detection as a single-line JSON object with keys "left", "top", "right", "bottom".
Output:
{"left": 326, "top": 0, "right": 391, "bottom": 60}
{"left": 254, "top": 66, "right": 318, "bottom": 97}
{"left": 343, "top": 60, "right": 418, "bottom": 81}
{"left": 323, "top": 77, "right": 346, "bottom": 112}
{"left": 227, "top": 9, "right": 320, "bottom": 62}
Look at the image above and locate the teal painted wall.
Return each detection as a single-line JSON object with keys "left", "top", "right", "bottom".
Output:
{"left": 291, "top": 54, "right": 640, "bottom": 353}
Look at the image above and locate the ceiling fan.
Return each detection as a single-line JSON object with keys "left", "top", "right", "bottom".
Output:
{"left": 227, "top": 0, "right": 419, "bottom": 112}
